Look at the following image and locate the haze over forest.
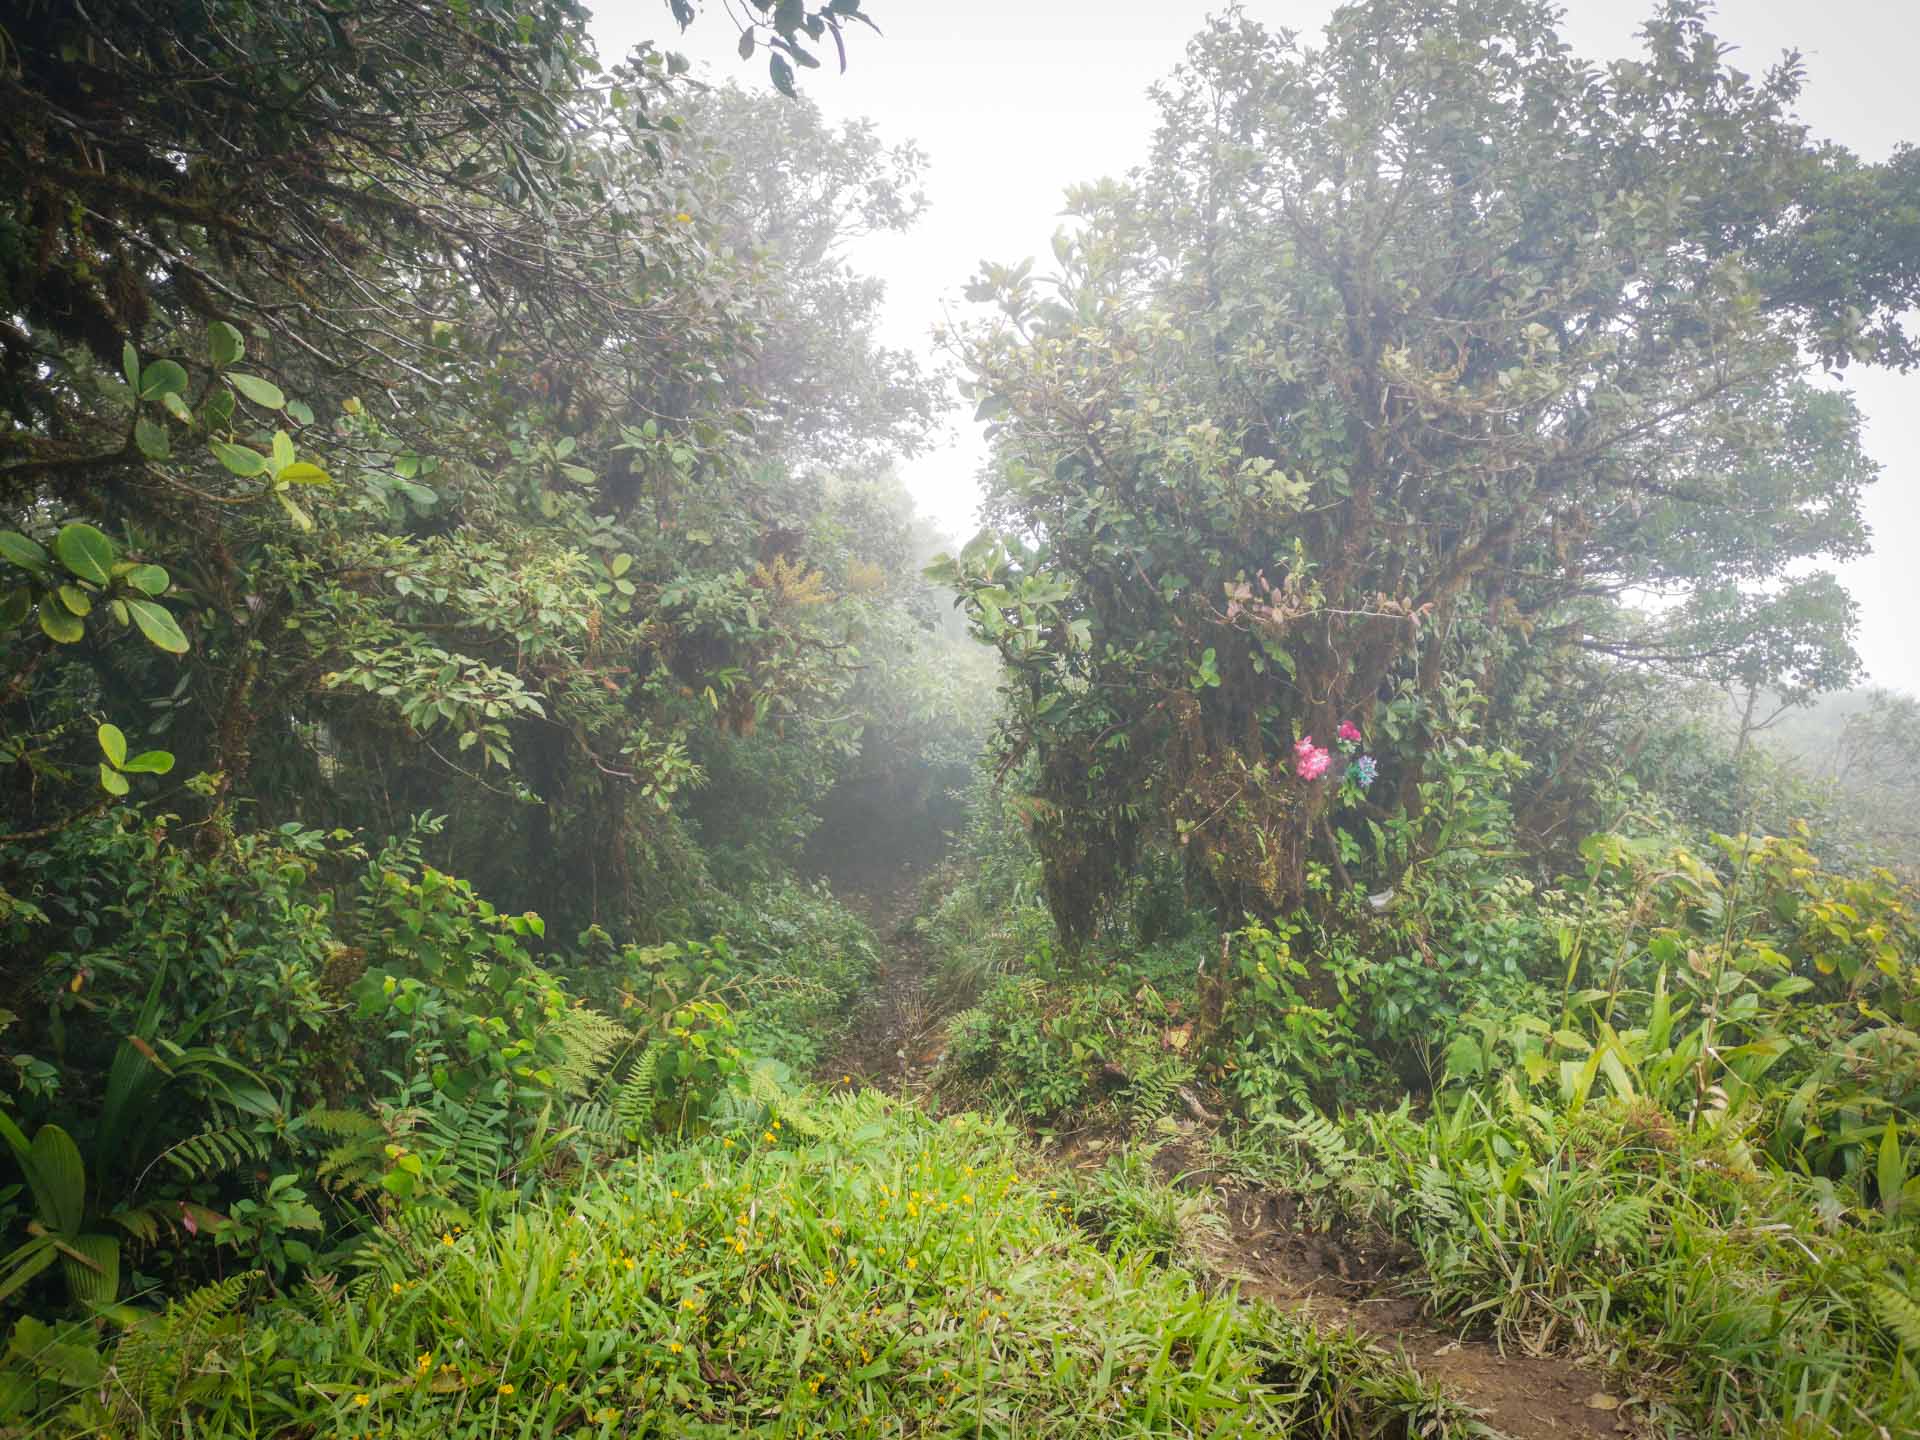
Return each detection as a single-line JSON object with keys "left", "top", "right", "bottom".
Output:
{"left": 3, "top": 4, "right": 1919, "bottom": 1439}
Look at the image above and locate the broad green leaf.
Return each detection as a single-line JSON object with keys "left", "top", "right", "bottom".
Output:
{"left": 125, "top": 564, "right": 169, "bottom": 596}
{"left": 285, "top": 398, "right": 315, "bottom": 426}
{"left": 211, "top": 441, "right": 268, "bottom": 478}
{"left": 207, "top": 320, "right": 244, "bottom": 368}
{"left": 138, "top": 359, "right": 189, "bottom": 400}
{"left": 39, "top": 604, "right": 84, "bottom": 644}
{"left": 120, "top": 750, "right": 175, "bottom": 775}
{"left": 0, "top": 531, "right": 51, "bottom": 577}
{"left": 97, "top": 723, "right": 127, "bottom": 768}
{"left": 276, "top": 490, "right": 313, "bottom": 531}
{"left": 27, "top": 1125, "right": 85, "bottom": 1234}
{"left": 1880, "top": 1120, "right": 1906, "bottom": 1216}
{"left": 271, "top": 430, "right": 295, "bottom": 472}
{"left": 610, "top": 553, "right": 633, "bottom": 577}
{"left": 121, "top": 342, "right": 140, "bottom": 390}
{"left": 125, "top": 598, "right": 189, "bottom": 653}
{"left": 54, "top": 523, "right": 115, "bottom": 585}
{"left": 278, "top": 461, "right": 332, "bottom": 486}
{"left": 134, "top": 416, "right": 171, "bottom": 460}
{"left": 59, "top": 1233, "right": 119, "bottom": 1307}
{"left": 99, "top": 763, "right": 129, "bottom": 796}
{"left": 57, "top": 584, "right": 92, "bottom": 617}
{"left": 227, "top": 372, "right": 285, "bottom": 409}
{"left": 159, "top": 391, "right": 192, "bottom": 424}
{"left": 202, "top": 388, "right": 236, "bottom": 430}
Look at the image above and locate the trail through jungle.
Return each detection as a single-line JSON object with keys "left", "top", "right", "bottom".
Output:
{"left": 819, "top": 858, "right": 1639, "bottom": 1440}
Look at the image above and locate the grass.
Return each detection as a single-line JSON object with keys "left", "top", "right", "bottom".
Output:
{"left": 26, "top": 1090, "right": 1483, "bottom": 1438}
{"left": 1233, "top": 1094, "right": 1920, "bottom": 1439}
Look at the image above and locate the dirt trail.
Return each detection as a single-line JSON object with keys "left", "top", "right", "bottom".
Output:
{"left": 1055, "top": 1126, "right": 1640, "bottom": 1440}
{"left": 826, "top": 868, "right": 1642, "bottom": 1440}
{"left": 821, "top": 865, "right": 947, "bottom": 1094}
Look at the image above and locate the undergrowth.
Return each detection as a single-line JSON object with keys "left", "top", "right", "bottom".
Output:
{"left": 8, "top": 1092, "right": 1480, "bottom": 1438}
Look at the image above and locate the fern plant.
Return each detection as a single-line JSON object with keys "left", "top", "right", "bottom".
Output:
{"left": 104, "top": 1270, "right": 258, "bottom": 1430}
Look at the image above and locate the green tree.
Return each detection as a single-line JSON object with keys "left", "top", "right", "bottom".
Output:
{"left": 939, "top": 0, "right": 1920, "bottom": 942}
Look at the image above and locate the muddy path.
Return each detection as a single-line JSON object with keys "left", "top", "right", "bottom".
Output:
{"left": 1056, "top": 1126, "right": 1643, "bottom": 1440}
{"left": 824, "top": 868, "right": 1645, "bottom": 1440}
{"left": 820, "top": 863, "right": 946, "bottom": 1094}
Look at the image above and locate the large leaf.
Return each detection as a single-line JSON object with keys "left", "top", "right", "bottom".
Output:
{"left": 125, "top": 563, "right": 170, "bottom": 596}
{"left": 53, "top": 524, "right": 114, "bottom": 585}
{"left": 27, "top": 1125, "right": 86, "bottom": 1235}
{"left": 125, "top": 598, "right": 189, "bottom": 654}
{"left": 38, "top": 604, "right": 84, "bottom": 644}
{"left": 227, "top": 372, "right": 286, "bottom": 409}
{"left": 134, "top": 416, "right": 171, "bottom": 460}
{"left": 120, "top": 750, "right": 175, "bottom": 775}
{"left": 137, "top": 359, "right": 189, "bottom": 400}
{"left": 58, "top": 1233, "right": 120, "bottom": 1307}
{"left": 1880, "top": 1120, "right": 1907, "bottom": 1216}
{"left": 210, "top": 441, "right": 268, "bottom": 478}
{"left": 276, "top": 491, "right": 313, "bottom": 531}
{"left": 97, "top": 723, "right": 127, "bottom": 769}
{"left": 0, "top": 531, "right": 51, "bottom": 578}
{"left": 208, "top": 320, "right": 245, "bottom": 368}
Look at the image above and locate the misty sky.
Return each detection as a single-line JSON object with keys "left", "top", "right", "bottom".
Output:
{"left": 593, "top": 1, "right": 1919, "bottom": 697}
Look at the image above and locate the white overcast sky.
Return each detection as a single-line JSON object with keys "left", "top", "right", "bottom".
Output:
{"left": 592, "top": 1, "right": 1919, "bottom": 696}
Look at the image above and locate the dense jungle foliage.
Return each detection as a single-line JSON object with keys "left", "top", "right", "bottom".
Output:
{"left": 2, "top": 1, "right": 1918, "bottom": 1438}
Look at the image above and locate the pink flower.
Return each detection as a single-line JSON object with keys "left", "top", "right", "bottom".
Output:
{"left": 1337, "top": 721, "right": 1362, "bottom": 743}
{"left": 1293, "top": 736, "right": 1331, "bottom": 781}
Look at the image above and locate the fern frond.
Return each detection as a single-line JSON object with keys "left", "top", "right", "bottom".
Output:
{"left": 542, "top": 1005, "right": 637, "bottom": 1097}
{"left": 1872, "top": 1283, "right": 1920, "bottom": 1353}
{"left": 614, "top": 1043, "right": 662, "bottom": 1141}
{"left": 108, "top": 1270, "right": 258, "bottom": 1426}
{"left": 158, "top": 1126, "right": 270, "bottom": 1184}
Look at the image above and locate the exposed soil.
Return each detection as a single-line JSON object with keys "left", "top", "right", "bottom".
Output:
{"left": 1056, "top": 1125, "right": 1649, "bottom": 1440}
{"left": 818, "top": 860, "right": 947, "bottom": 1094}
{"left": 825, "top": 865, "right": 1650, "bottom": 1440}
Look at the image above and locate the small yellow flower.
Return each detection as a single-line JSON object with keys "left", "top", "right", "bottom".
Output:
{"left": 906, "top": 1256, "right": 917, "bottom": 1270}
{"left": 390, "top": 1281, "right": 403, "bottom": 1295}
{"left": 681, "top": 1297, "right": 698, "bottom": 1311}
{"left": 353, "top": 1393, "right": 371, "bottom": 1407}
{"left": 623, "top": 1255, "right": 637, "bottom": 1271}
{"left": 823, "top": 1269, "right": 837, "bottom": 1285}
{"left": 441, "top": 1233, "right": 454, "bottom": 1246}
{"left": 416, "top": 1352, "right": 432, "bottom": 1373}
{"left": 674, "top": 211, "right": 693, "bottom": 223}
{"left": 722, "top": 1137, "right": 734, "bottom": 1149}
{"left": 498, "top": 1382, "right": 514, "bottom": 1396}
{"left": 762, "top": 1130, "right": 775, "bottom": 1143}
{"left": 669, "top": 1341, "right": 684, "bottom": 1354}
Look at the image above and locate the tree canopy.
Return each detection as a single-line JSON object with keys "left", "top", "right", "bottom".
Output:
{"left": 939, "top": 0, "right": 1920, "bottom": 938}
